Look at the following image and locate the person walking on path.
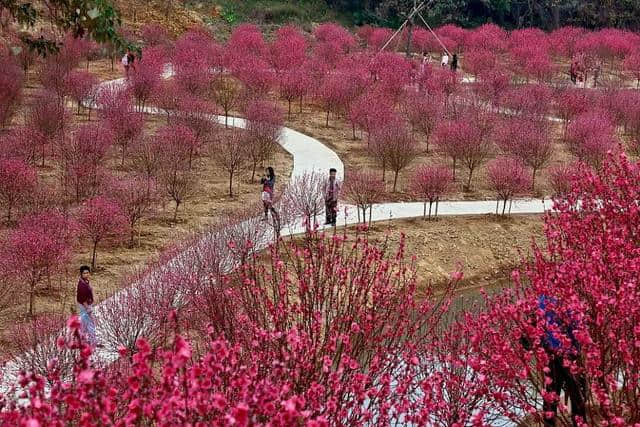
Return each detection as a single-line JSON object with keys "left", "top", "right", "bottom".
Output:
{"left": 324, "top": 168, "right": 340, "bottom": 226}
{"left": 77, "top": 266, "right": 98, "bottom": 347}
{"left": 260, "top": 167, "right": 280, "bottom": 228}
{"left": 441, "top": 52, "right": 449, "bottom": 67}
{"left": 450, "top": 53, "right": 458, "bottom": 72}
{"left": 121, "top": 52, "right": 130, "bottom": 76}
{"left": 538, "top": 295, "right": 587, "bottom": 427}
{"left": 127, "top": 51, "right": 136, "bottom": 73}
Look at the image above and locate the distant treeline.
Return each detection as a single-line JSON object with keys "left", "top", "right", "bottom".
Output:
{"left": 327, "top": 0, "right": 640, "bottom": 30}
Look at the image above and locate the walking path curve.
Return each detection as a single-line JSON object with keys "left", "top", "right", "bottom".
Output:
{"left": 0, "top": 68, "right": 552, "bottom": 396}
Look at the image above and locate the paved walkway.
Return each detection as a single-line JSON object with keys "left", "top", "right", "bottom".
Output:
{"left": 0, "top": 67, "right": 551, "bottom": 395}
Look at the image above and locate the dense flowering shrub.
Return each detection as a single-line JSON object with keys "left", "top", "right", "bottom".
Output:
{"left": 1, "top": 226, "right": 462, "bottom": 425}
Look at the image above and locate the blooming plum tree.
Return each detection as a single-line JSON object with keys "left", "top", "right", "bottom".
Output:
{"left": 210, "top": 128, "right": 249, "bottom": 197}
{"left": 270, "top": 25, "right": 307, "bottom": 73}
{"left": 343, "top": 169, "right": 385, "bottom": 224}
{"left": 0, "top": 56, "right": 24, "bottom": 128}
{"left": 28, "top": 89, "right": 69, "bottom": 166}
{"left": 64, "top": 70, "right": 98, "bottom": 118}
{"left": 128, "top": 46, "right": 165, "bottom": 111}
{"left": 370, "top": 118, "right": 418, "bottom": 191}
{"left": 547, "top": 162, "right": 579, "bottom": 197}
{"left": 245, "top": 99, "right": 283, "bottom": 181}
{"left": 77, "top": 196, "right": 129, "bottom": 270}
{"left": 108, "top": 175, "right": 159, "bottom": 245}
{"left": 97, "top": 85, "right": 145, "bottom": 166}
{"left": 624, "top": 50, "right": 640, "bottom": 88}
{"left": 487, "top": 157, "right": 531, "bottom": 215}
{"left": 0, "top": 158, "right": 37, "bottom": 223}
{"left": 1, "top": 211, "right": 74, "bottom": 315}
{"left": 566, "top": 110, "right": 618, "bottom": 168}
{"left": 410, "top": 165, "right": 452, "bottom": 220}
{"left": 494, "top": 117, "right": 554, "bottom": 190}
{"left": 403, "top": 91, "right": 443, "bottom": 152}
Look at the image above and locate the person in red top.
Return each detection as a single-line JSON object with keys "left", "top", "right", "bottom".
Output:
{"left": 77, "top": 265, "right": 97, "bottom": 347}
{"left": 324, "top": 168, "right": 341, "bottom": 226}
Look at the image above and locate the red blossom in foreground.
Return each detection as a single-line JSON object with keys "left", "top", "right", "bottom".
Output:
{"left": 77, "top": 196, "right": 129, "bottom": 270}
{"left": 1, "top": 226, "right": 460, "bottom": 425}
{"left": 487, "top": 157, "right": 531, "bottom": 215}
{"left": 457, "top": 152, "right": 640, "bottom": 424}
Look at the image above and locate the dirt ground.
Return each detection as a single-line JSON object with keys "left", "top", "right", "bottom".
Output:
{"left": 344, "top": 214, "right": 545, "bottom": 295}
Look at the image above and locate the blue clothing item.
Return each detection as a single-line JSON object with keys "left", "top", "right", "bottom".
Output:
{"left": 79, "top": 304, "right": 96, "bottom": 347}
{"left": 538, "top": 295, "right": 579, "bottom": 352}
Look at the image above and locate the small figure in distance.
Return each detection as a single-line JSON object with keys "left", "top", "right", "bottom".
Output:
{"left": 127, "top": 51, "right": 136, "bottom": 72}
{"left": 121, "top": 52, "right": 130, "bottom": 77}
{"left": 77, "top": 265, "right": 100, "bottom": 348}
{"left": 260, "top": 167, "right": 280, "bottom": 228}
{"left": 441, "top": 51, "right": 449, "bottom": 67}
{"left": 324, "top": 167, "right": 341, "bottom": 226}
{"left": 450, "top": 53, "right": 458, "bottom": 72}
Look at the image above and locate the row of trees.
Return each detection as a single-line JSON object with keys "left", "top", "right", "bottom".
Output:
{"left": 2, "top": 151, "right": 638, "bottom": 425}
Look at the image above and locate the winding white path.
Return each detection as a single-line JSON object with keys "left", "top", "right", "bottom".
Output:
{"left": 0, "top": 67, "right": 551, "bottom": 398}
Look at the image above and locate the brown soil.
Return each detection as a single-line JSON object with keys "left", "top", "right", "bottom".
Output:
{"left": 341, "top": 214, "right": 545, "bottom": 294}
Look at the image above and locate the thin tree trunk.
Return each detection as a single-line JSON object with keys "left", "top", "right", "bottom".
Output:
{"left": 435, "top": 198, "right": 439, "bottom": 218}
{"left": 496, "top": 199, "right": 499, "bottom": 215}
{"left": 466, "top": 168, "right": 473, "bottom": 190}
{"left": 91, "top": 241, "right": 98, "bottom": 270}
{"left": 393, "top": 170, "right": 399, "bottom": 192}
{"left": 502, "top": 199, "right": 507, "bottom": 216}
{"left": 229, "top": 171, "right": 234, "bottom": 197}
{"left": 29, "top": 284, "right": 34, "bottom": 316}
{"left": 423, "top": 201, "right": 427, "bottom": 219}
{"left": 173, "top": 201, "right": 180, "bottom": 222}
{"left": 325, "top": 109, "right": 330, "bottom": 127}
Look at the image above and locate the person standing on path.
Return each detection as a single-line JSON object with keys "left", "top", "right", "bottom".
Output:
{"left": 441, "top": 52, "right": 449, "bottom": 67}
{"left": 127, "top": 51, "right": 136, "bottom": 73}
{"left": 121, "top": 53, "right": 130, "bottom": 76}
{"left": 324, "top": 168, "right": 340, "bottom": 226}
{"left": 260, "top": 167, "right": 280, "bottom": 228}
{"left": 77, "top": 266, "right": 98, "bottom": 347}
{"left": 450, "top": 53, "right": 458, "bottom": 72}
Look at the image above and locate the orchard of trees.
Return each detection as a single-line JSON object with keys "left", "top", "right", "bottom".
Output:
{"left": 0, "top": 6, "right": 640, "bottom": 424}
